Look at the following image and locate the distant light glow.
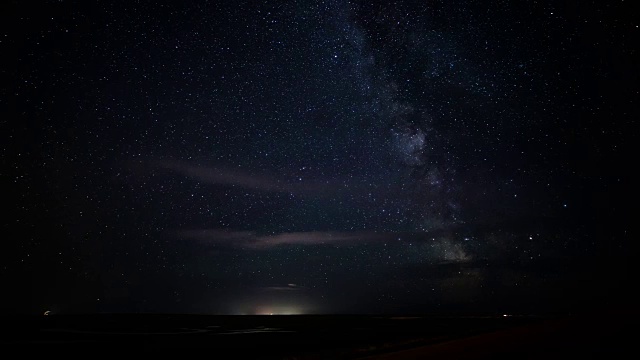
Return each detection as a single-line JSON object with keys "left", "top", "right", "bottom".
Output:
{"left": 255, "top": 305, "right": 304, "bottom": 315}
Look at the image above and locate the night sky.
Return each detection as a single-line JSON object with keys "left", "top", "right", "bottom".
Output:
{"left": 2, "top": 0, "right": 637, "bottom": 315}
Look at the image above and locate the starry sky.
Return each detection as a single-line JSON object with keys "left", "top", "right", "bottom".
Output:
{"left": 2, "top": 0, "right": 637, "bottom": 314}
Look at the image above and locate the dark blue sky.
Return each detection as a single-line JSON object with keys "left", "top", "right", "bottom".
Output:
{"left": 2, "top": 0, "right": 636, "bottom": 314}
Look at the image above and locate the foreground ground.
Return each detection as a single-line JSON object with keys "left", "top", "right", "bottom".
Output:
{"left": 1, "top": 313, "right": 636, "bottom": 358}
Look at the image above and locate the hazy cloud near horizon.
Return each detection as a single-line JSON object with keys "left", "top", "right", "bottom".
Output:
{"left": 177, "top": 228, "right": 386, "bottom": 248}
{"left": 158, "top": 160, "right": 354, "bottom": 197}
{"left": 176, "top": 228, "right": 473, "bottom": 263}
